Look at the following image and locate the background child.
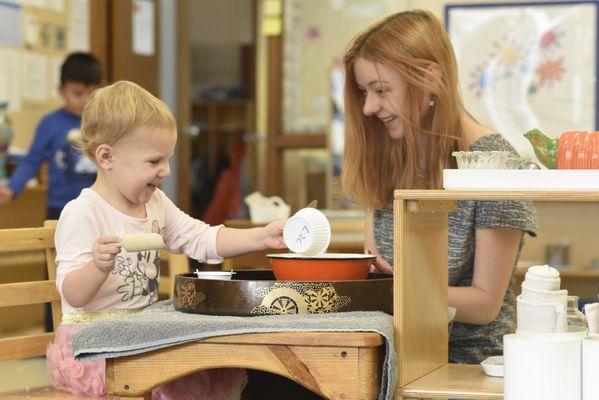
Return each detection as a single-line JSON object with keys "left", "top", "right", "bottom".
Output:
{"left": 0, "top": 52, "right": 102, "bottom": 220}
{"left": 46, "top": 80, "right": 285, "bottom": 399}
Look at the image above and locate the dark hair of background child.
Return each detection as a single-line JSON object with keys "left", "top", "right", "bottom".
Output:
{"left": 60, "top": 52, "right": 102, "bottom": 86}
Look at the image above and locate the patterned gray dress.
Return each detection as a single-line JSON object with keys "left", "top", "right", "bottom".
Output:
{"left": 373, "top": 134, "right": 537, "bottom": 363}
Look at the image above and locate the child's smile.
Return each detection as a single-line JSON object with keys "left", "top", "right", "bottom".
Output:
{"left": 94, "top": 125, "right": 177, "bottom": 217}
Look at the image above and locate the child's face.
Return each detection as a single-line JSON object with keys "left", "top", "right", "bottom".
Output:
{"left": 60, "top": 82, "right": 96, "bottom": 116}
{"left": 354, "top": 57, "right": 411, "bottom": 140}
{"left": 109, "top": 126, "right": 177, "bottom": 206}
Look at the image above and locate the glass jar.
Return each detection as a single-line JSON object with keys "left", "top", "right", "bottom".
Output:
{"left": 0, "top": 102, "right": 12, "bottom": 181}
{"left": 566, "top": 295, "right": 588, "bottom": 329}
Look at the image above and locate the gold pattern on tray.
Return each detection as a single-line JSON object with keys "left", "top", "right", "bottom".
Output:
{"left": 251, "top": 283, "right": 351, "bottom": 315}
{"left": 177, "top": 281, "right": 206, "bottom": 308}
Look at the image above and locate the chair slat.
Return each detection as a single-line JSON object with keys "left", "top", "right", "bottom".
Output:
{"left": 0, "top": 281, "right": 60, "bottom": 307}
{"left": 0, "top": 227, "right": 55, "bottom": 253}
{"left": 0, "top": 332, "right": 55, "bottom": 361}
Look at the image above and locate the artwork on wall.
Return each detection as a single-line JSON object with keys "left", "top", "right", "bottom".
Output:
{"left": 446, "top": 1, "right": 598, "bottom": 160}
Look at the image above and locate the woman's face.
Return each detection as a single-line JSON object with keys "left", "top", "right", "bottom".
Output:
{"left": 353, "top": 57, "right": 411, "bottom": 140}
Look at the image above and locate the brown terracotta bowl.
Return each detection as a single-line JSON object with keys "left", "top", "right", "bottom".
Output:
{"left": 267, "top": 253, "right": 376, "bottom": 281}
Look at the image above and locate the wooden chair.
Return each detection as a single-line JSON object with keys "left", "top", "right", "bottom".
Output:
{"left": 0, "top": 222, "right": 198, "bottom": 399}
{"left": 0, "top": 220, "right": 71, "bottom": 398}
{"left": 0, "top": 222, "right": 385, "bottom": 400}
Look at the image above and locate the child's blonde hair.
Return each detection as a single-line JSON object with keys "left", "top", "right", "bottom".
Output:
{"left": 80, "top": 80, "right": 176, "bottom": 161}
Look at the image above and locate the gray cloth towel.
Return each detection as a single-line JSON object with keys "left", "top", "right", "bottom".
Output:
{"left": 72, "top": 300, "right": 396, "bottom": 400}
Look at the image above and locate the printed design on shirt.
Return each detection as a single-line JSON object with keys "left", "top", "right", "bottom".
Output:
{"left": 54, "top": 128, "right": 97, "bottom": 177}
{"left": 112, "top": 221, "right": 163, "bottom": 304}
{"left": 151, "top": 220, "right": 165, "bottom": 236}
{"left": 251, "top": 283, "right": 351, "bottom": 315}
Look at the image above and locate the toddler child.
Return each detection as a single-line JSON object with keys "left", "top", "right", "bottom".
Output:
{"left": 46, "top": 80, "right": 285, "bottom": 399}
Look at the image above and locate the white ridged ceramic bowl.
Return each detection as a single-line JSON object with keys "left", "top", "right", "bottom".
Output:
{"left": 283, "top": 207, "right": 331, "bottom": 256}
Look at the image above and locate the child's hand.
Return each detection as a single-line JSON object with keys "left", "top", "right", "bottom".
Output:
{"left": 0, "top": 184, "right": 14, "bottom": 205}
{"left": 92, "top": 235, "right": 122, "bottom": 273}
{"left": 262, "top": 219, "right": 286, "bottom": 249}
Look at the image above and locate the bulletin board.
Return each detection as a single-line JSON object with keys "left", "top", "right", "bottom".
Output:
{"left": 446, "top": 1, "right": 598, "bottom": 160}
{"left": 282, "top": 0, "right": 408, "bottom": 135}
{"left": 0, "top": 0, "right": 90, "bottom": 153}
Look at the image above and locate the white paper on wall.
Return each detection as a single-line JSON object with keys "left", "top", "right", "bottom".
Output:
{"left": 68, "top": 0, "right": 89, "bottom": 51}
{"left": 0, "top": 1, "right": 22, "bottom": 48}
{"left": 0, "top": 48, "right": 22, "bottom": 110}
{"left": 23, "top": 13, "right": 40, "bottom": 47}
{"left": 21, "top": 51, "right": 48, "bottom": 102}
{"left": 132, "top": 0, "right": 155, "bottom": 56}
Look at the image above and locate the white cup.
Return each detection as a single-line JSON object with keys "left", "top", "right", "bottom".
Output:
{"left": 283, "top": 207, "right": 331, "bottom": 256}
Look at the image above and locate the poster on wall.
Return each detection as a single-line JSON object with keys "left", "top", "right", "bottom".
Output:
{"left": 446, "top": 1, "right": 598, "bottom": 160}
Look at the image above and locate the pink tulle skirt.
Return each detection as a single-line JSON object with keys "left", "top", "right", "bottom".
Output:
{"left": 47, "top": 323, "right": 247, "bottom": 399}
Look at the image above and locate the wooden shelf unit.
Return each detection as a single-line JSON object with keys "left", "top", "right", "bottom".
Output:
{"left": 400, "top": 364, "right": 503, "bottom": 399}
{"left": 393, "top": 189, "right": 599, "bottom": 399}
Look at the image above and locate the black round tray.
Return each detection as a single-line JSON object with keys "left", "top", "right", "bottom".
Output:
{"left": 173, "top": 270, "right": 392, "bottom": 316}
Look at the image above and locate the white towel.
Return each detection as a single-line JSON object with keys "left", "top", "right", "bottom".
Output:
{"left": 524, "top": 265, "right": 561, "bottom": 290}
{"left": 520, "top": 282, "right": 568, "bottom": 308}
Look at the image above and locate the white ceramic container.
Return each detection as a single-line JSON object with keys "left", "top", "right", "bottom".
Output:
{"left": 283, "top": 207, "right": 331, "bottom": 256}
{"left": 504, "top": 327, "right": 587, "bottom": 400}
{"left": 583, "top": 336, "right": 599, "bottom": 399}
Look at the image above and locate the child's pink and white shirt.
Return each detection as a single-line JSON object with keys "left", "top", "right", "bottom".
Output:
{"left": 55, "top": 188, "right": 222, "bottom": 313}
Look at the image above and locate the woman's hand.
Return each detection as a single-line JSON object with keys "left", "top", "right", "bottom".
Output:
{"left": 261, "top": 219, "right": 286, "bottom": 249}
{"left": 368, "top": 250, "right": 393, "bottom": 274}
{"left": 92, "top": 235, "right": 121, "bottom": 273}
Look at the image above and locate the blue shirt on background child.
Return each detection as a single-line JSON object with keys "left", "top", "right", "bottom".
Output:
{"left": 8, "top": 108, "right": 96, "bottom": 214}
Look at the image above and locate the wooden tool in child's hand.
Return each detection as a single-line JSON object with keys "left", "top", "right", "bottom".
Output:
{"left": 119, "top": 233, "right": 167, "bottom": 252}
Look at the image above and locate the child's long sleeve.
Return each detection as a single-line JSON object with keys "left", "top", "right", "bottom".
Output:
{"left": 159, "top": 191, "right": 223, "bottom": 264}
{"left": 8, "top": 118, "right": 52, "bottom": 196}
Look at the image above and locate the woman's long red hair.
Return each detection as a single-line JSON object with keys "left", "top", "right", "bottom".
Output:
{"left": 342, "top": 10, "right": 463, "bottom": 209}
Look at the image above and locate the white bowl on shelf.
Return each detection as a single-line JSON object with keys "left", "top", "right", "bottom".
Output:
{"left": 480, "top": 355, "right": 504, "bottom": 377}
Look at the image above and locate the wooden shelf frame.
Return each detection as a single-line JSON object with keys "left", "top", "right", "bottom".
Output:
{"left": 393, "top": 189, "right": 599, "bottom": 399}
